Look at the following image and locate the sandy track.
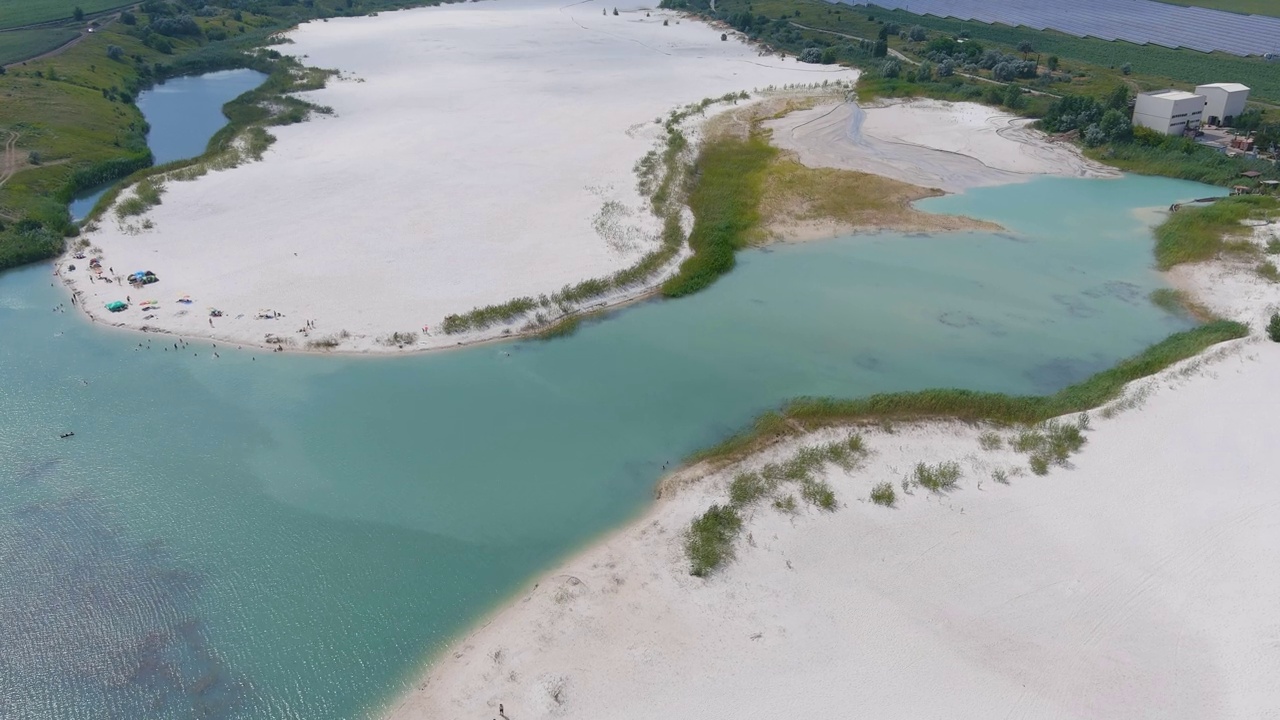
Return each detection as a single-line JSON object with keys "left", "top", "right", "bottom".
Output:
{"left": 0, "top": 131, "right": 20, "bottom": 189}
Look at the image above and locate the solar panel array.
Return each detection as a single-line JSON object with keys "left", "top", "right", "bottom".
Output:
{"left": 829, "top": 0, "right": 1280, "bottom": 57}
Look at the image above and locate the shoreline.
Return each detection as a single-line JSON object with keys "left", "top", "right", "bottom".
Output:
{"left": 383, "top": 216, "right": 1280, "bottom": 717}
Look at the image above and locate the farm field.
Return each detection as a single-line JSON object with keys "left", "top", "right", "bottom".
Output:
{"left": 0, "top": 0, "right": 125, "bottom": 30}
{"left": 0, "top": 26, "right": 78, "bottom": 64}
{"left": 1155, "top": 0, "right": 1280, "bottom": 17}
{"left": 782, "top": 1, "right": 1280, "bottom": 102}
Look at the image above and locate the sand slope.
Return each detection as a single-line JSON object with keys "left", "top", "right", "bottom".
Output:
{"left": 390, "top": 244, "right": 1280, "bottom": 718}
{"left": 765, "top": 98, "right": 1118, "bottom": 193}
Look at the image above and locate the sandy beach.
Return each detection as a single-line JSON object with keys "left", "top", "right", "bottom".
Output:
{"left": 387, "top": 223, "right": 1280, "bottom": 718}
{"left": 60, "top": 1, "right": 1104, "bottom": 354}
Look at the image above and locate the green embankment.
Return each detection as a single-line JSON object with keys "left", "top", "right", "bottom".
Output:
{"left": 661, "top": 132, "right": 776, "bottom": 297}
{"left": 1153, "top": 195, "right": 1277, "bottom": 269}
{"left": 688, "top": 320, "right": 1248, "bottom": 468}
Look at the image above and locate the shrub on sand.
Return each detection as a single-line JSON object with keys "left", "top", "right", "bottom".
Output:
{"left": 686, "top": 504, "right": 742, "bottom": 577}
{"left": 869, "top": 481, "right": 895, "bottom": 507}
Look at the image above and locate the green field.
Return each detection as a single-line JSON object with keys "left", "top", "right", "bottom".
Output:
{"left": 1155, "top": 0, "right": 1280, "bottom": 17}
{"left": 0, "top": 26, "right": 78, "bottom": 64}
{"left": 0, "top": 0, "right": 128, "bottom": 30}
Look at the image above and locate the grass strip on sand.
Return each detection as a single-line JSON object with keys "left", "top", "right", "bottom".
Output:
{"left": 1153, "top": 195, "right": 1277, "bottom": 270}
{"left": 687, "top": 319, "right": 1249, "bottom": 468}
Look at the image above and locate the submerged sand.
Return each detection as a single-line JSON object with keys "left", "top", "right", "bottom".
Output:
{"left": 389, "top": 229, "right": 1280, "bottom": 717}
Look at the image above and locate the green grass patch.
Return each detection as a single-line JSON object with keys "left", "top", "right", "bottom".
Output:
{"left": 1258, "top": 260, "right": 1280, "bottom": 282}
{"left": 1153, "top": 196, "right": 1274, "bottom": 270}
{"left": 913, "top": 460, "right": 961, "bottom": 492}
{"left": 0, "top": 0, "right": 127, "bottom": 30}
{"left": 1154, "top": 0, "right": 1280, "bottom": 17}
{"left": 1088, "top": 142, "right": 1279, "bottom": 188}
{"left": 869, "top": 481, "right": 896, "bottom": 507}
{"left": 686, "top": 504, "right": 742, "bottom": 577}
{"left": 661, "top": 131, "right": 776, "bottom": 297}
{"left": 689, "top": 320, "right": 1248, "bottom": 467}
{"left": 0, "top": 26, "right": 79, "bottom": 64}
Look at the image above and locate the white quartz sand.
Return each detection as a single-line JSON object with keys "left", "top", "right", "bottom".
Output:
{"left": 62, "top": 0, "right": 857, "bottom": 352}
{"left": 387, "top": 231, "right": 1280, "bottom": 718}
{"left": 764, "top": 98, "right": 1118, "bottom": 193}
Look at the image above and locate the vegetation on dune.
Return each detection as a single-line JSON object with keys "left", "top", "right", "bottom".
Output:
{"left": 685, "top": 434, "right": 866, "bottom": 575}
{"left": 1268, "top": 313, "right": 1280, "bottom": 342}
{"left": 1152, "top": 196, "right": 1275, "bottom": 270}
{"left": 440, "top": 91, "right": 750, "bottom": 335}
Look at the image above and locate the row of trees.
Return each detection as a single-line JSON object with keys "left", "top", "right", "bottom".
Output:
{"left": 1040, "top": 88, "right": 1133, "bottom": 146}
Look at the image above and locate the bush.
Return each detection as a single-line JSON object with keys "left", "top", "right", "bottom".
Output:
{"left": 1268, "top": 313, "right": 1280, "bottom": 342}
{"left": 686, "top": 504, "right": 742, "bottom": 576}
{"left": 729, "top": 472, "right": 768, "bottom": 506}
{"left": 978, "top": 431, "right": 1003, "bottom": 450}
{"left": 881, "top": 58, "right": 901, "bottom": 78}
{"left": 869, "top": 481, "right": 896, "bottom": 506}
{"left": 914, "top": 461, "right": 961, "bottom": 492}
{"left": 800, "top": 479, "right": 837, "bottom": 510}
{"left": 799, "top": 47, "right": 823, "bottom": 64}
{"left": 120, "top": 10, "right": 136, "bottom": 25}
{"left": 106, "top": 45, "right": 124, "bottom": 61}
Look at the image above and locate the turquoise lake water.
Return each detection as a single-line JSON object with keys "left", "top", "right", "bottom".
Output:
{"left": 67, "top": 69, "right": 267, "bottom": 221}
{"left": 2, "top": 157, "right": 1222, "bottom": 715}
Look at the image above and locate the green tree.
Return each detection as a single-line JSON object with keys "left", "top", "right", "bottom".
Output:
{"left": 73, "top": 6, "right": 84, "bottom": 21}
{"left": 881, "top": 58, "right": 901, "bottom": 78}
{"left": 106, "top": 44, "right": 124, "bottom": 61}
{"left": 1269, "top": 313, "right": 1280, "bottom": 342}
{"left": 1121, "top": 62, "right": 1132, "bottom": 75}
{"left": 1003, "top": 83, "right": 1025, "bottom": 109}
{"left": 1106, "top": 85, "right": 1130, "bottom": 111}
{"left": 1047, "top": 55, "right": 1059, "bottom": 71}
{"left": 908, "top": 25, "right": 926, "bottom": 41}
{"left": 916, "top": 60, "right": 933, "bottom": 82}
{"left": 1017, "top": 40, "right": 1033, "bottom": 56}
{"left": 872, "top": 39, "right": 887, "bottom": 57}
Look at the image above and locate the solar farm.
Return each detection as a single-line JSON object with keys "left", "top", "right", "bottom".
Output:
{"left": 831, "top": 0, "right": 1280, "bottom": 57}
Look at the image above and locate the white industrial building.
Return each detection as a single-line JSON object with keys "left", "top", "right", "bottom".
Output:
{"left": 1132, "top": 89, "right": 1205, "bottom": 135}
{"left": 1195, "top": 82, "right": 1250, "bottom": 125}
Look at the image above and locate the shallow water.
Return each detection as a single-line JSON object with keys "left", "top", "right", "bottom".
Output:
{"left": 0, "top": 174, "right": 1220, "bottom": 718}
{"left": 68, "top": 69, "right": 267, "bottom": 221}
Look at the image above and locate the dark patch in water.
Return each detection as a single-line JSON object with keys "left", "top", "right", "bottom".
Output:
{"left": 854, "top": 354, "right": 882, "bottom": 372}
{"left": 1080, "top": 280, "right": 1143, "bottom": 305}
{"left": 13, "top": 458, "right": 62, "bottom": 485}
{"left": 1025, "top": 355, "right": 1111, "bottom": 394}
{"left": 938, "top": 312, "right": 979, "bottom": 328}
{"left": 993, "top": 232, "right": 1029, "bottom": 244}
{"left": 0, "top": 491, "right": 248, "bottom": 719}
{"left": 1052, "top": 294, "right": 1100, "bottom": 318}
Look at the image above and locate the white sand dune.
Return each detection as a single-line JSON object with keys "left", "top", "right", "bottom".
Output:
{"left": 765, "top": 98, "right": 1118, "bottom": 192}
{"left": 63, "top": 0, "right": 856, "bottom": 352}
{"left": 388, "top": 240, "right": 1280, "bottom": 718}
